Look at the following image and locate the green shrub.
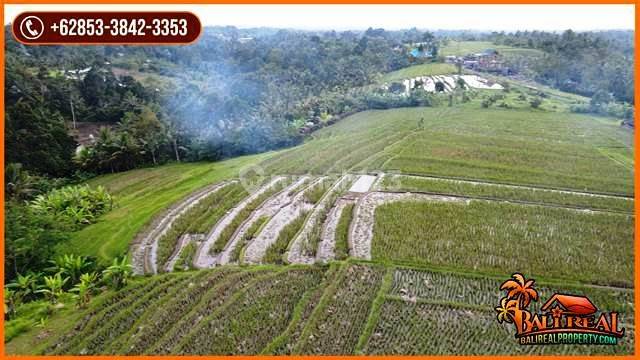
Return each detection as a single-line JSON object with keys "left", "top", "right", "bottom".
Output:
{"left": 29, "top": 185, "right": 113, "bottom": 227}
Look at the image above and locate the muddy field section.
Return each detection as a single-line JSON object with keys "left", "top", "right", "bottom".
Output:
{"left": 130, "top": 172, "right": 631, "bottom": 274}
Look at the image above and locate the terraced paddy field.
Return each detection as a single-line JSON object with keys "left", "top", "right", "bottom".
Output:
{"left": 8, "top": 264, "right": 633, "bottom": 355}
{"left": 9, "top": 84, "right": 634, "bottom": 354}
{"left": 260, "top": 107, "right": 633, "bottom": 195}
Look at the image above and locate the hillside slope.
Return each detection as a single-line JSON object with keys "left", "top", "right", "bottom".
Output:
{"left": 14, "top": 79, "right": 634, "bottom": 355}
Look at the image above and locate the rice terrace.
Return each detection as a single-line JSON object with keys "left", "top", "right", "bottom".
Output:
{"left": 3, "top": 5, "right": 636, "bottom": 356}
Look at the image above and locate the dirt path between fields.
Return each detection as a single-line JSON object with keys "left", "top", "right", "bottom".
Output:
{"left": 215, "top": 176, "right": 311, "bottom": 265}
{"left": 193, "top": 176, "right": 286, "bottom": 269}
{"left": 384, "top": 173, "right": 633, "bottom": 200}
{"left": 243, "top": 177, "right": 326, "bottom": 264}
{"left": 349, "top": 191, "right": 468, "bottom": 260}
{"left": 130, "top": 181, "right": 234, "bottom": 275}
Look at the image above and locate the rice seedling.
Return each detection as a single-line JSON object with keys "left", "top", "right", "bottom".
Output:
{"left": 389, "top": 267, "right": 634, "bottom": 323}
{"left": 334, "top": 203, "right": 354, "bottom": 260}
{"left": 50, "top": 274, "right": 176, "bottom": 354}
{"left": 263, "top": 212, "right": 308, "bottom": 264}
{"left": 362, "top": 300, "right": 633, "bottom": 355}
{"left": 173, "top": 241, "right": 198, "bottom": 271}
{"left": 103, "top": 271, "right": 210, "bottom": 354}
{"left": 148, "top": 268, "right": 273, "bottom": 354}
{"left": 302, "top": 178, "right": 334, "bottom": 204}
{"left": 156, "top": 183, "right": 249, "bottom": 267}
{"left": 122, "top": 268, "right": 236, "bottom": 354}
{"left": 372, "top": 200, "right": 634, "bottom": 286}
{"left": 30, "top": 264, "right": 635, "bottom": 356}
{"left": 380, "top": 175, "right": 633, "bottom": 213}
{"left": 295, "top": 264, "right": 385, "bottom": 354}
{"left": 229, "top": 215, "right": 270, "bottom": 263}
{"left": 69, "top": 274, "right": 191, "bottom": 355}
{"left": 262, "top": 264, "right": 341, "bottom": 355}
{"left": 174, "top": 267, "right": 325, "bottom": 354}
{"left": 299, "top": 176, "right": 353, "bottom": 258}
{"left": 210, "top": 179, "right": 290, "bottom": 255}
{"left": 288, "top": 178, "right": 311, "bottom": 196}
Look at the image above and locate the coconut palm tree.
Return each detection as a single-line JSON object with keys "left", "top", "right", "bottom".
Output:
{"left": 495, "top": 297, "right": 519, "bottom": 323}
{"left": 500, "top": 273, "right": 538, "bottom": 309}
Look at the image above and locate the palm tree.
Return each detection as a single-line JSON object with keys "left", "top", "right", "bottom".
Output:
{"left": 5, "top": 163, "right": 35, "bottom": 201}
{"left": 102, "top": 256, "right": 133, "bottom": 290}
{"left": 495, "top": 297, "right": 519, "bottom": 323}
{"left": 500, "top": 273, "right": 539, "bottom": 309}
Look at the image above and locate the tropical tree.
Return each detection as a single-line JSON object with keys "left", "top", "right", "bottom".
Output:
{"left": 4, "top": 288, "right": 19, "bottom": 319}
{"left": 6, "top": 272, "right": 40, "bottom": 303}
{"left": 38, "top": 273, "right": 68, "bottom": 303}
{"left": 102, "top": 256, "right": 132, "bottom": 290}
{"left": 5, "top": 163, "right": 35, "bottom": 201}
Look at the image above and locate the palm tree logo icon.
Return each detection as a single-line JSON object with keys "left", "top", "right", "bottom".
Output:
{"left": 495, "top": 273, "right": 539, "bottom": 330}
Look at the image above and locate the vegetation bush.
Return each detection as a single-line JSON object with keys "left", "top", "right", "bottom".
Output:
{"left": 29, "top": 184, "right": 113, "bottom": 227}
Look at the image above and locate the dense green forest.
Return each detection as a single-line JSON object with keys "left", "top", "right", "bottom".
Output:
{"left": 5, "top": 27, "right": 634, "bottom": 178}
{"left": 481, "top": 30, "right": 634, "bottom": 103}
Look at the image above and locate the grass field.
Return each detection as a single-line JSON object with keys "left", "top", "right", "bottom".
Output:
{"left": 56, "top": 154, "right": 269, "bottom": 263}
{"left": 440, "top": 40, "right": 544, "bottom": 58}
{"left": 11, "top": 67, "right": 634, "bottom": 355}
{"left": 380, "top": 63, "right": 459, "bottom": 82}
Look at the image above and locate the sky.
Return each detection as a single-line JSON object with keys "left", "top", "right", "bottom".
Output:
{"left": 4, "top": 4, "right": 635, "bottom": 31}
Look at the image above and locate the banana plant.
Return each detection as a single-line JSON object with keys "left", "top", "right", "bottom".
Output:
{"left": 4, "top": 288, "right": 19, "bottom": 319}
{"left": 37, "top": 273, "right": 69, "bottom": 304}
{"left": 49, "top": 254, "right": 94, "bottom": 287}
{"left": 102, "top": 256, "right": 133, "bottom": 290}
{"left": 6, "top": 272, "right": 40, "bottom": 303}
{"left": 71, "top": 272, "right": 98, "bottom": 308}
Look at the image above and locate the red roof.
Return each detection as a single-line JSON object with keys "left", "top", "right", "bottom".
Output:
{"left": 541, "top": 294, "right": 597, "bottom": 315}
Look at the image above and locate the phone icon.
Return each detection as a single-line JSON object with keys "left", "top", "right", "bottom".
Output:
{"left": 19, "top": 16, "right": 44, "bottom": 40}
{"left": 25, "top": 20, "right": 38, "bottom": 37}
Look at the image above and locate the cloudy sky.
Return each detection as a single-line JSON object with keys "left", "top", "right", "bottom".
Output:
{"left": 4, "top": 4, "right": 635, "bottom": 31}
